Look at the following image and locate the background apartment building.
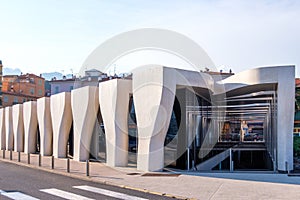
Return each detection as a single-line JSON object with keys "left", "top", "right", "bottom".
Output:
{"left": 1, "top": 73, "right": 45, "bottom": 107}
{"left": 49, "top": 69, "right": 110, "bottom": 95}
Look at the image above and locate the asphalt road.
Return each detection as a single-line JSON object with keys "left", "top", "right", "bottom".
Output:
{"left": 0, "top": 161, "right": 174, "bottom": 200}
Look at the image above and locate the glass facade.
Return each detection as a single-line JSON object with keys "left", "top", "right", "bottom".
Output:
{"left": 93, "top": 86, "right": 277, "bottom": 171}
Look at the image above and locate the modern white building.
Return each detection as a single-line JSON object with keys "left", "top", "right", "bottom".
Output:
{"left": 0, "top": 65, "right": 295, "bottom": 172}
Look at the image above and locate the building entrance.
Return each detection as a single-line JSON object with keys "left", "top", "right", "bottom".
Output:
{"left": 169, "top": 87, "right": 277, "bottom": 172}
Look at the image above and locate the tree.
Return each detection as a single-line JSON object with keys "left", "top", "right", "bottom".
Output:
{"left": 294, "top": 137, "right": 300, "bottom": 156}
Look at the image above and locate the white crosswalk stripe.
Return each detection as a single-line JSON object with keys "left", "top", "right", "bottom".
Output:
{"left": 1, "top": 185, "right": 150, "bottom": 200}
{"left": 0, "top": 190, "right": 39, "bottom": 200}
{"left": 40, "top": 188, "right": 94, "bottom": 200}
{"left": 73, "top": 185, "right": 149, "bottom": 200}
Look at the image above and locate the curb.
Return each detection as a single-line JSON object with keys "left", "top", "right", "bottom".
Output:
{"left": 0, "top": 157, "right": 194, "bottom": 200}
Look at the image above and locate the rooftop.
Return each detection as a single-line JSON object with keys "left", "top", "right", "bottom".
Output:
{"left": 49, "top": 78, "right": 77, "bottom": 82}
{"left": 3, "top": 73, "right": 44, "bottom": 80}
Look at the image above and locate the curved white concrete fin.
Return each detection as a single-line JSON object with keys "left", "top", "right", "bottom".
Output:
{"left": 133, "top": 66, "right": 176, "bottom": 171}
{"left": 37, "top": 97, "right": 53, "bottom": 156}
{"left": 0, "top": 108, "right": 6, "bottom": 150}
{"left": 12, "top": 104, "right": 24, "bottom": 152}
{"left": 23, "top": 101, "right": 38, "bottom": 154}
{"left": 5, "top": 107, "right": 14, "bottom": 150}
{"left": 99, "top": 79, "right": 132, "bottom": 167}
{"left": 51, "top": 92, "right": 72, "bottom": 158}
{"left": 71, "top": 86, "right": 99, "bottom": 162}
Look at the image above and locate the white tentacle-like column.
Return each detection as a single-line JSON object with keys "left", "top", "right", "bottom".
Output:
{"left": 71, "top": 86, "right": 99, "bottom": 162}
{"left": 0, "top": 108, "right": 6, "bottom": 150}
{"left": 37, "top": 97, "right": 53, "bottom": 156}
{"left": 23, "top": 101, "right": 38, "bottom": 154}
{"left": 12, "top": 104, "right": 24, "bottom": 152}
{"left": 99, "top": 79, "right": 132, "bottom": 167}
{"left": 51, "top": 92, "right": 72, "bottom": 158}
{"left": 132, "top": 65, "right": 214, "bottom": 171}
{"left": 5, "top": 107, "right": 14, "bottom": 151}
{"left": 133, "top": 66, "right": 176, "bottom": 171}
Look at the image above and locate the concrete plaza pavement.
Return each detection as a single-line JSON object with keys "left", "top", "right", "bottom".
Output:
{"left": 1, "top": 150, "right": 300, "bottom": 200}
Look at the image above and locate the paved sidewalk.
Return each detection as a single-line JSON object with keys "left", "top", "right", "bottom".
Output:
{"left": 1, "top": 150, "right": 300, "bottom": 200}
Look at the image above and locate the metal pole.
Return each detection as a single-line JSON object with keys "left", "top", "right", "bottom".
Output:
{"left": 51, "top": 156, "right": 54, "bottom": 169}
{"left": 18, "top": 152, "right": 21, "bottom": 162}
{"left": 86, "top": 160, "right": 89, "bottom": 176}
{"left": 285, "top": 161, "right": 290, "bottom": 174}
{"left": 187, "top": 148, "right": 190, "bottom": 170}
{"left": 28, "top": 153, "right": 30, "bottom": 164}
{"left": 39, "top": 154, "right": 41, "bottom": 167}
{"left": 229, "top": 148, "right": 233, "bottom": 172}
{"left": 10, "top": 150, "right": 12, "bottom": 160}
{"left": 2, "top": 150, "right": 5, "bottom": 159}
{"left": 67, "top": 158, "right": 70, "bottom": 173}
{"left": 273, "top": 149, "right": 276, "bottom": 172}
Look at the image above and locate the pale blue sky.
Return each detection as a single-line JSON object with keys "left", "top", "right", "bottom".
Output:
{"left": 0, "top": 0, "right": 300, "bottom": 76}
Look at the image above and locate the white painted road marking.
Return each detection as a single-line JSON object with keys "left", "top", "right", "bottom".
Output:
{"left": 73, "top": 185, "right": 149, "bottom": 200}
{"left": 40, "top": 188, "right": 94, "bottom": 200}
{"left": 0, "top": 190, "right": 39, "bottom": 200}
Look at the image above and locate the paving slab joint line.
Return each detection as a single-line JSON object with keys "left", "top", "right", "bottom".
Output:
{"left": 102, "top": 181, "right": 190, "bottom": 200}
{"left": 0, "top": 157, "right": 190, "bottom": 200}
